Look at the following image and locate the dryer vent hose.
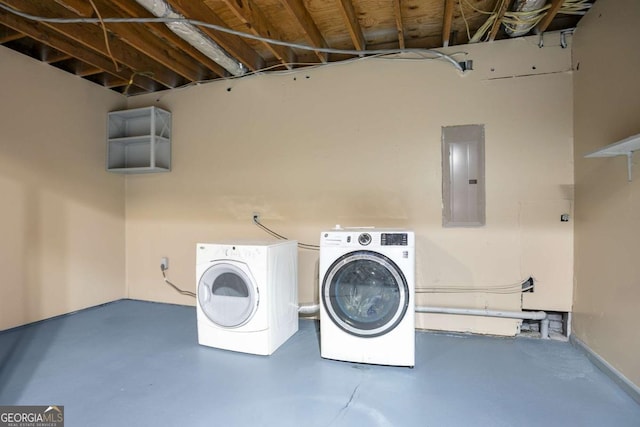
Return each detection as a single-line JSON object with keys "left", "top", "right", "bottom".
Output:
{"left": 298, "top": 304, "right": 320, "bottom": 315}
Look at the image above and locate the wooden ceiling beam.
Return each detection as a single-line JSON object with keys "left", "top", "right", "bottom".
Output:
{"left": 369, "top": 33, "right": 442, "bottom": 51}
{"left": 53, "top": 0, "right": 94, "bottom": 18}
{"left": 488, "top": 0, "right": 513, "bottom": 41}
{"left": 442, "top": 0, "right": 454, "bottom": 47}
{"left": 1, "top": 0, "right": 180, "bottom": 88}
{"left": 108, "top": 0, "right": 230, "bottom": 76}
{"left": 100, "top": 73, "right": 129, "bottom": 89}
{"left": 392, "top": 0, "right": 405, "bottom": 49}
{"left": 43, "top": 50, "right": 73, "bottom": 63}
{"left": 91, "top": 0, "right": 216, "bottom": 82}
{"left": 278, "top": 0, "right": 328, "bottom": 63}
{"left": 535, "top": 0, "right": 564, "bottom": 34}
{"left": 219, "top": 0, "right": 296, "bottom": 67}
{"left": 336, "top": 0, "right": 366, "bottom": 51}
{"left": 75, "top": 63, "right": 104, "bottom": 77}
{"left": 168, "top": 0, "right": 264, "bottom": 72}
{"left": 0, "top": 7, "right": 157, "bottom": 92}
{"left": 0, "top": 25, "right": 24, "bottom": 43}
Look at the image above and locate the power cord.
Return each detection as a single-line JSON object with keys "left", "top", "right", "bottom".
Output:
{"left": 161, "top": 264, "right": 196, "bottom": 297}
{"left": 253, "top": 215, "right": 320, "bottom": 251}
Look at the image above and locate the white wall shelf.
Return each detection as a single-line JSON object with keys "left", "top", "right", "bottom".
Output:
{"left": 584, "top": 133, "right": 640, "bottom": 181}
{"left": 107, "top": 106, "right": 171, "bottom": 174}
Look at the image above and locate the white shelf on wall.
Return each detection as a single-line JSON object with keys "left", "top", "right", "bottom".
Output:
{"left": 584, "top": 133, "right": 640, "bottom": 182}
{"left": 107, "top": 106, "right": 171, "bottom": 174}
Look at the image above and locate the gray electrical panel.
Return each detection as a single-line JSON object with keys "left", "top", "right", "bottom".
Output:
{"left": 442, "top": 124, "right": 485, "bottom": 227}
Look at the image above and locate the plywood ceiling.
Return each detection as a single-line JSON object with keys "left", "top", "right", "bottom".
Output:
{"left": 0, "top": 0, "right": 591, "bottom": 95}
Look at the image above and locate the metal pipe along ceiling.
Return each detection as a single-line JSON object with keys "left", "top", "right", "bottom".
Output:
{"left": 134, "top": 0, "right": 245, "bottom": 76}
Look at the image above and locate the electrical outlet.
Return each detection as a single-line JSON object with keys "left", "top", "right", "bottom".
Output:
{"left": 161, "top": 257, "right": 169, "bottom": 271}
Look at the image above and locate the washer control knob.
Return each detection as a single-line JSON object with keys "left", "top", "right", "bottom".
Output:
{"left": 358, "top": 233, "right": 372, "bottom": 246}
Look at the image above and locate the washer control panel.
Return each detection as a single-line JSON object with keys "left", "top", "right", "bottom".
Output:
{"left": 321, "top": 229, "right": 414, "bottom": 248}
{"left": 380, "top": 233, "right": 408, "bottom": 246}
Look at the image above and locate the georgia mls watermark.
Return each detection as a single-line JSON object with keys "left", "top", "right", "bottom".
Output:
{"left": 0, "top": 405, "right": 64, "bottom": 427}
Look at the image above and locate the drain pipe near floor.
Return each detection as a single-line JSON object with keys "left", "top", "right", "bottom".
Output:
{"left": 415, "top": 306, "right": 549, "bottom": 339}
{"left": 297, "top": 304, "right": 549, "bottom": 339}
{"left": 298, "top": 304, "right": 320, "bottom": 315}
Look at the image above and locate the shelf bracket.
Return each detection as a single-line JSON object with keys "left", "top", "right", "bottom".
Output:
{"left": 583, "top": 133, "right": 640, "bottom": 183}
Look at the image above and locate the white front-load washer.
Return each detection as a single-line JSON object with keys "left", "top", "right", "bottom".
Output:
{"left": 319, "top": 228, "right": 415, "bottom": 367}
{"left": 196, "top": 240, "right": 298, "bottom": 355}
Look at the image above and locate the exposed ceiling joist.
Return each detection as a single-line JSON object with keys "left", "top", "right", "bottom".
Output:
{"left": 0, "top": 0, "right": 590, "bottom": 96}
{"left": 53, "top": 0, "right": 93, "bottom": 18}
{"left": 43, "top": 50, "right": 72, "bottom": 63}
{"left": 167, "top": 0, "right": 264, "bottom": 72}
{"left": 2, "top": 0, "right": 181, "bottom": 89}
{"left": 535, "top": 0, "right": 565, "bottom": 34}
{"left": 91, "top": 0, "right": 217, "bottom": 83}
{"left": 336, "top": 0, "right": 366, "bottom": 51}
{"left": 0, "top": 25, "right": 23, "bottom": 42}
{"left": 279, "top": 0, "right": 328, "bottom": 63}
{"left": 100, "top": 73, "right": 129, "bottom": 89}
{"left": 218, "top": 0, "right": 296, "bottom": 68}
{"left": 392, "top": 0, "right": 405, "bottom": 49}
{"left": 442, "top": 0, "right": 455, "bottom": 47}
{"left": 74, "top": 63, "right": 104, "bottom": 77}
{"left": 0, "top": 6, "right": 157, "bottom": 93}
{"left": 108, "top": 0, "right": 230, "bottom": 77}
{"left": 489, "top": 0, "right": 513, "bottom": 41}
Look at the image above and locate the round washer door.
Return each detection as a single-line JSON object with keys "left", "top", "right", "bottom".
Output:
{"left": 198, "top": 262, "right": 259, "bottom": 328}
{"left": 322, "top": 250, "right": 409, "bottom": 338}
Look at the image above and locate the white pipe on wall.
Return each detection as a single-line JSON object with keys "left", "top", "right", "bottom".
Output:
{"left": 415, "top": 306, "right": 549, "bottom": 339}
{"left": 296, "top": 304, "right": 550, "bottom": 338}
{"left": 415, "top": 306, "right": 546, "bottom": 320}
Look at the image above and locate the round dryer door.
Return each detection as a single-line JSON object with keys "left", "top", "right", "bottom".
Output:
{"left": 322, "top": 250, "right": 409, "bottom": 338}
{"left": 198, "top": 262, "right": 259, "bottom": 328}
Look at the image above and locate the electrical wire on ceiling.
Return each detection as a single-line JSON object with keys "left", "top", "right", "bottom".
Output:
{"left": 87, "top": 0, "right": 118, "bottom": 72}
{"left": 415, "top": 277, "right": 534, "bottom": 294}
{"left": 458, "top": 0, "right": 473, "bottom": 42}
{"left": 253, "top": 216, "right": 320, "bottom": 251}
{"left": 463, "top": 0, "right": 592, "bottom": 43}
{"left": 123, "top": 71, "right": 154, "bottom": 95}
{"left": 152, "top": 49, "right": 470, "bottom": 97}
{"left": 0, "top": 3, "right": 465, "bottom": 73}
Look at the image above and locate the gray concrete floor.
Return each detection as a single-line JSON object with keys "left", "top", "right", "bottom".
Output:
{"left": 0, "top": 299, "right": 638, "bottom": 426}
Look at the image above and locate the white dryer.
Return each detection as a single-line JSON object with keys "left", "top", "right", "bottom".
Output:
{"left": 196, "top": 240, "right": 298, "bottom": 355}
{"left": 319, "top": 228, "right": 415, "bottom": 367}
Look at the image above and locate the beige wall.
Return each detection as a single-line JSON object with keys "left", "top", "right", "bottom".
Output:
{"left": 0, "top": 46, "right": 126, "bottom": 330}
{"left": 572, "top": 0, "right": 640, "bottom": 386}
{"left": 126, "top": 33, "right": 574, "bottom": 336}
